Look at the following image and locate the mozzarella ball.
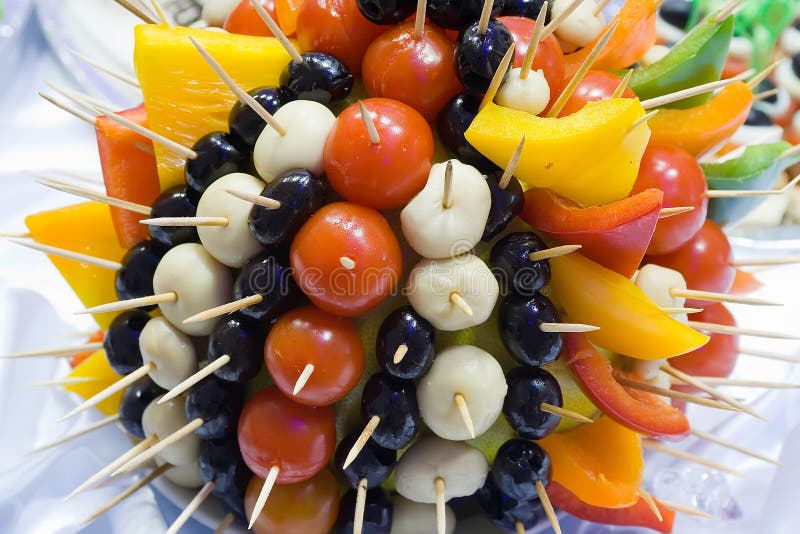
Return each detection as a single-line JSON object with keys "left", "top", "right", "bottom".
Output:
{"left": 154, "top": 243, "right": 233, "bottom": 336}
{"left": 139, "top": 317, "right": 198, "bottom": 389}
{"left": 730, "top": 124, "right": 785, "bottom": 147}
{"left": 417, "top": 345, "right": 507, "bottom": 441}
{"left": 390, "top": 495, "right": 456, "bottom": 534}
{"left": 728, "top": 37, "right": 753, "bottom": 64}
{"left": 197, "top": 172, "right": 266, "bottom": 267}
{"left": 781, "top": 25, "right": 800, "bottom": 56}
{"left": 201, "top": 0, "right": 239, "bottom": 27}
{"left": 553, "top": 0, "right": 606, "bottom": 49}
{"left": 755, "top": 86, "right": 793, "bottom": 123}
{"left": 496, "top": 68, "right": 551, "bottom": 116}
{"left": 156, "top": 457, "right": 203, "bottom": 489}
{"left": 406, "top": 255, "right": 499, "bottom": 331}
{"left": 776, "top": 58, "right": 800, "bottom": 101}
{"left": 401, "top": 160, "right": 491, "bottom": 259}
{"left": 395, "top": 436, "right": 489, "bottom": 504}
{"left": 142, "top": 396, "right": 200, "bottom": 468}
{"left": 641, "top": 45, "right": 671, "bottom": 67}
{"left": 254, "top": 100, "right": 337, "bottom": 182}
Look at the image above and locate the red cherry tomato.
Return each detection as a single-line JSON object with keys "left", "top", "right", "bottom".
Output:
{"left": 296, "top": 0, "right": 385, "bottom": 74}
{"left": 498, "top": 16, "right": 566, "bottom": 100}
{"left": 245, "top": 469, "right": 340, "bottom": 534}
{"left": 71, "top": 330, "right": 104, "bottom": 368}
{"left": 362, "top": 21, "right": 463, "bottom": 122}
{"left": 669, "top": 303, "right": 738, "bottom": 379}
{"left": 265, "top": 306, "right": 365, "bottom": 406}
{"left": 238, "top": 387, "right": 336, "bottom": 484}
{"left": 324, "top": 98, "right": 434, "bottom": 210}
{"left": 557, "top": 70, "right": 636, "bottom": 117}
{"left": 647, "top": 220, "right": 735, "bottom": 308}
{"left": 631, "top": 144, "right": 709, "bottom": 255}
{"left": 290, "top": 202, "right": 403, "bottom": 316}
{"left": 224, "top": 0, "right": 277, "bottom": 36}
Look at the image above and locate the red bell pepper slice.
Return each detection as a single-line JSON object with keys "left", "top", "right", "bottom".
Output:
{"left": 549, "top": 481, "right": 675, "bottom": 533}
{"left": 70, "top": 330, "right": 105, "bottom": 368}
{"left": 564, "top": 332, "right": 690, "bottom": 440}
{"left": 95, "top": 104, "right": 162, "bottom": 249}
{"left": 522, "top": 188, "right": 663, "bottom": 278}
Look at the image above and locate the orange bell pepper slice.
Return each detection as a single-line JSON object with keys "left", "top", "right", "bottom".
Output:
{"left": 562, "top": 0, "right": 658, "bottom": 78}
{"left": 275, "top": 0, "right": 303, "bottom": 36}
{"left": 522, "top": 187, "right": 663, "bottom": 278}
{"left": 539, "top": 415, "right": 644, "bottom": 508}
{"left": 648, "top": 82, "right": 754, "bottom": 155}
{"left": 71, "top": 330, "right": 105, "bottom": 368}
{"left": 730, "top": 269, "right": 763, "bottom": 294}
{"left": 26, "top": 202, "right": 127, "bottom": 330}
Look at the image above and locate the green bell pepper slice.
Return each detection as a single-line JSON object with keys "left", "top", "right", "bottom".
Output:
{"left": 702, "top": 141, "right": 798, "bottom": 227}
{"left": 630, "top": 14, "right": 733, "bottom": 109}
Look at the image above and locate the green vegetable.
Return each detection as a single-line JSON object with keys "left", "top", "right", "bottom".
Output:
{"left": 630, "top": 14, "right": 733, "bottom": 109}
{"left": 702, "top": 141, "right": 798, "bottom": 227}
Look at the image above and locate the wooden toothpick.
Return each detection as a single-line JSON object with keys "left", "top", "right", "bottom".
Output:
{"left": 669, "top": 288, "right": 782, "bottom": 307}
{"left": 226, "top": 188, "right": 281, "bottom": 209}
{"left": 343, "top": 415, "right": 381, "bottom": 469}
{"left": 541, "top": 0, "right": 583, "bottom": 40}
{"left": 454, "top": 393, "right": 476, "bottom": 438}
{"left": 449, "top": 292, "right": 474, "bottom": 317}
{"left": 520, "top": 2, "right": 549, "bottom": 80}
{"left": 393, "top": 344, "right": 409, "bottom": 365}
{"left": 67, "top": 48, "right": 140, "bottom": 89}
{"left": 358, "top": 101, "right": 381, "bottom": 145}
{"left": 642, "top": 440, "right": 745, "bottom": 476}
{"left": 690, "top": 427, "right": 781, "bottom": 466}
{"left": 166, "top": 481, "right": 216, "bottom": 534}
{"left": 1, "top": 341, "right": 104, "bottom": 360}
{"left": 10, "top": 239, "right": 123, "bottom": 271}
{"left": 248, "top": 466, "right": 280, "bottom": 529}
{"left": 111, "top": 0, "right": 158, "bottom": 23}
{"left": 640, "top": 71, "right": 752, "bottom": 110}
{"left": 536, "top": 481, "right": 562, "bottom": 534}
{"left": 611, "top": 69, "right": 634, "bottom": 98}
{"left": 39, "top": 92, "right": 96, "bottom": 125}
{"left": 539, "top": 323, "right": 600, "bottom": 333}
{"left": 30, "top": 414, "right": 120, "bottom": 454}
{"left": 114, "top": 417, "right": 204, "bottom": 475}
{"left": 498, "top": 135, "right": 526, "bottom": 190}
{"left": 414, "top": 0, "right": 427, "bottom": 39}
{"left": 540, "top": 402, "right": 594, "bottom": 423}
{"left": 442, "top": 161, "right": 455, "bottom": 209}
{"left": 435, "top": 477, "right": 447, "bottom": 534}
{"left": 59, "top": 363, "right": 156, "bottom": 422}
{"left": 528, "top": 245, "right": 582, "bottom": 261}
{"left": 477, "top": 0, "right": 495, "bottom": 35}
{"left": 249, "top": 0, "right": 304, "bottom": 64}
{"left": 479, "top": 44, "right": 516, "bottom": 111}
{"left": 158, "top": 355, "right": 231, "bottom": 405}
{"left": 688, "top": 320, "right": 799, "bottom": 340}
{"left": 615, "top": 375, "right": 739, "bottom": 411}
{"left": 76, "top": 292, "right": 177, "bottom": 315}
{"left": 182, "top": 294, "right": 264, "bottom": 324}
{"left": 82, "top": 465, "right": 172, "bottom": 525}
{"left": 35, "top": 176, "right": 152, "bottom": 215}
{"left": 140, "top": 216, "right": 228, "bottom": 227}
{"left": 293, "top": 364, "right": 316, "bottom": 395}
{"left": 659, "top": 206, "right": 695, "bottom": 219}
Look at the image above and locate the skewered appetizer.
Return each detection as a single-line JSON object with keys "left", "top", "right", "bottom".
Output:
{"left": 7, "top": 0, "right": 800, "bottom": 533}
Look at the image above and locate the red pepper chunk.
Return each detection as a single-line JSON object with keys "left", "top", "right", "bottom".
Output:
{"left": 548, "top": 481, "right": 675, "bottom": 534}
{"left": 95, "top": 104, "right": 161, "bottom": 249}
{"left": 522, "top": 188, "right": 663, "bottom": 278}
{"left": 564, "top": 333, "right": 690, "bottom": 440}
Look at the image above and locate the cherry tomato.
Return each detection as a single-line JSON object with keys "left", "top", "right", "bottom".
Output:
{"left": 669, "top": 303, "right": 738, "bottom": 379}
{"left": 238, "top": 387, "right": 336, "bottom": 483}
{"left": 245, "top": 469, "right": 339, "bottom": 534}
{"left": 324, "top": 98, "right": 433, "bottom": 210}
{"left": 224, "top": 0, "right": 277, "bottom": 37}
{"left": 290, "top": 202, "right": 403, "bottom": 316}
{"left": 362, "top": 21, "right": 463, "bottom": 121}
{"left": 498, "top": 16, "right": 566, "bottom": 103}
{"left": 71, "top": 330, "right": 104, "bottom": 368}
{"left": 275, "top": 0, "right": 303, "bottom": 36}
{"left": 557, "top": 70, "right": 636, "bottom": 117}
{"left": 631, "top": 144, "right": 708, "bottom": 255}
{"left": 265, "top": 306, "right": 365, "bottom": 406}
{"left": 296, "top": 0, "right": 385, "bottom": 74}
{"left": 647, "top": 220, "right": 735, "bottom": 308}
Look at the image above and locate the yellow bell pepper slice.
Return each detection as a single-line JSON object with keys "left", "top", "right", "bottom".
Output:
{"left": 64, "top": 350, "right": 124, "bottom": 416}
{"left": 539, "top": 415, "right": 643, "bottom": 509}
{"left": 464, "top": 99, "right": 650, "bottom": 206}
{"left": 548, "top": 252, "right": 708, "bottom": 360}
{"left": 134, "top": 24, "right": 291, "bottom": 190}
{"left": 25, "top": 202, "right": 127, "bottom": 330}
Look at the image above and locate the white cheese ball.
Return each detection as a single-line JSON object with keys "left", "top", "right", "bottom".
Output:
{"left": 417, "top": 345, "right": 507, "bottom": 441}
{"left": 406, "top": 255, "right": 499, "bottom": 331}
{"left": 641, "top": 44, "right": 671, "bottom": 67}
{"left": 139, "top": 317, "right": 198, "bottom": 390}
{"left": 776, "top": 58, "right": 800, "bottom": 101}
{"left": 156, "top": 457, "right": 203, "bottom": 489}
{"left": 552, "top": 0, "right": 606, "bottom": 49}
{"left": 401, "top": 160, "right": 491, "bottom": 259}
{"left": 781, "top": 25, "right": 800, "bottom": 56}
{"left": 395, "top": 436, "right": 489, "bottom": 504}
{"left": 730, "top": 124, "right": 785, "bottom": 147}
{"left": 142, "top": 396, "right": 200, "bottom": 468}
{"left": 197, "top": 172, "right": 266, "bottom": 268}
{"left": 496, "top": 68, "right": 551, "bottom": 116}
{"left": 254, "top": 100, "right": 337, "bottom": 182}
{"left": 390, "top": 495, "right": 456, "bottom": 534}
{"left": 154, "top": 243, "right": 233, "bottom": 337}
{"left": 201, "top": 0, "right": 239, "bottom": 27}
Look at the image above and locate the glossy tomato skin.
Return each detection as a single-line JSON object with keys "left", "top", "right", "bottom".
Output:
{"left": 558, "top": 70, "right": 635, "bottom": 116}
{"left": 290, "top": 202, "right": 403, "bottom": 316}
{"left": 224, "top": 0, "right": 277, "bottom": 36}
{"left": 647, "top": 220, "right": 735, "bottom": 308}
{"left": 632, "top": 145, "right": 708, "bottom": 255}
{"left": 362, "top": 21, "right": 463, "bottom": 121}
{"left": 265, "top": 306, "right": 365, "bottom": 406}
{"left": 238, "top": 387, "right": 336, "bottom": 484}
{"left": 245, "top": 469, "right": 340, "bottom": 534}
{"left": 296, "top": 0, "right": 385, "bottom": 74}
{"left": 324, "top": 98, "right": 433, "bottom": 209}
{"left": 498, "top": 16, "right": 565, "bottom": 99}
{"left": 669, "top": 303, "right": 738, "bottom": 378}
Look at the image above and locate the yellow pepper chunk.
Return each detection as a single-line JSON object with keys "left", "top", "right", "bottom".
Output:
{"left": 25, "top": 202, "right": 126, "bottom": 330}
{"left": 465, "top": 99, "right": 650, "bottom": 206}
{"left": 64, "top": 350, "right": 124, "bottom": 416}
{"left": 540, "top": 415, "right": 643, "bottom": 508}
{"left": 548, "top": 252, "right": 708, "bottom": 360}
{"left": 134, "top": 25, "right": 291, "bottom": 190}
